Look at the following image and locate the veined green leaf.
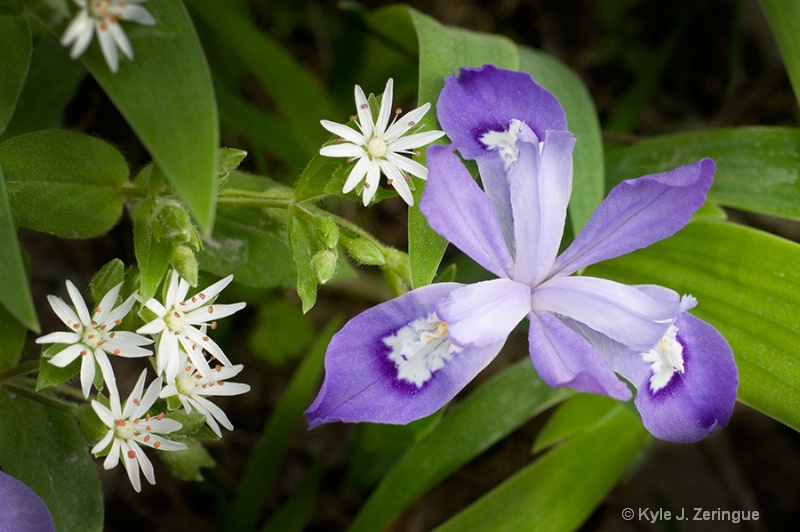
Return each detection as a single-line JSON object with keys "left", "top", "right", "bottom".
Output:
{"left": 761, "top": 0, "right": 800, "bottom": 107}
{"left": 349, "top": 358, "right": 573, "bottom": 532}
{"left": 533, "top": 393, "right": 622, "bottom": 453}
{"left": 0, "top": 13, "right": 30, "bottom": 135}
{"left": 79, "top": 0, "right": 219, "bottom": 232}
{"left": 519, "top": 46, "right": 604, "bottom": 235}
{"left": 587, "top": 220, "right": 800, "bottom": 434}
{"left": 0, "top": 391, "right": 103, "bottom": 532}
{"left": 437, "top": 404, "right": 647, "bottom": 531}
{"left": 225, "top": 319, "right": 339, "bottom": 532}
{"left": 0, "top": 130, "right": 127, "bottom": 238}
{"left": 0, "top": 164, "right": 37, "bottom": 332}
{"left": 606, "top": 127, "right": 800, "bottom": 221}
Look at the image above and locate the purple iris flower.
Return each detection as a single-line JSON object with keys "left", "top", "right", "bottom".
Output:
{"left": 0, "top": 471, "right": 55, "bottom": 532}
{"left": 306, "top": 65, "right": 738, "bottom": 443}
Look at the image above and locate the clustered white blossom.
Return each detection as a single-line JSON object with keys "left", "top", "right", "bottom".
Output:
{"left": 319, "top": 78, "right": 445, "bottom": 206}
{"left": 36, "top": 270, "right": 249, "bottom": 491}
{"left": 61, "top": 0, "right": 156, "bottom": 73}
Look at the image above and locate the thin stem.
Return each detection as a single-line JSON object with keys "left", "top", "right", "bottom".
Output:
{"left": 1, "top": 382, "right": 77, "bottom": 414}
{"left": 0, "top": 360, "right": 40, "bottom": 382}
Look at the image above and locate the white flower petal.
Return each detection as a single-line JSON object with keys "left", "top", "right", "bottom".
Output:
{"left": 383, "top": 102, "right": 431, "bottom": 142}
{"left": 320, "top": 120, "right": 366, "bottom": 146}
{"left": 319, "top": 143, "right": 364, "bottom": 158}
{"left": 354, "top": 84, "right": 374, "bottom": 138}
{"left": 374, "top": 78, "right": 394, "bottom": 136}
{"left": 36, "top": 331, "right": 80, "bottom": 345}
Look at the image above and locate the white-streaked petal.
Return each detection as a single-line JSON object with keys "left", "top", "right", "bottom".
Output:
{"left": 199, "top": 381, "right": 250, "bottom": 397}
{"left": 94, "top": 349, "right": 118, "bottom": 397}
{"left": 388, "top": 129, "right": 446, "bottom": 152}
{"left": 79, "top": 351, "right": 96, "bottom": 398}
{"left": 66, "top": 281, "right": 91, "bottom": 325}
{"left": 123, "top": 370, "right": 149, "bottom": 418}
{"left": 137, "top": 317, "right": 166, "bottom": 335}
{"left": 46, "top": 295, "right": 82, "bottom": 331}
{"left": 91, "top": 400, "right": 115, "bottom": 428}
{"left": 193, "top": 395, "right": 233, "bottom": 434}
{"left": 132, "top": 441, "right": 155, "bottom": 487}
{"left": 93, "top": 283, "right": 123, "bottom": 326}
{"left": 103, "top": 439, "right": 121, "bottom": 471}
{"left": 386, "top": 153, "right": 428, "bottom": 180}
{"left": 379, "top": 158, "right": 413, "bottom": 205}
{"left": 119, "top": 441, "right": 141, "bottom": 492}
{"left": 362, "top": 162, "right": 381, "bottom": 205}
{"left": 185, "top": 301, "right": 246, "bottom": 324}
{"left": 91, "top": 429, "right": 115, "bottom": 455}
{"left": 119, "top": 4, "right": 156, "bottom": 25}
{"left": 106, "top": 293, "right": 138, "bottom": 328}
{"left": 96, "top": 22, "right": 119, "bottom": 72}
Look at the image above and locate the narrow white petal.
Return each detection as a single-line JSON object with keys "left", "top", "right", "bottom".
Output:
{"left": 386, "top": 153, "right": 428, "bottom": 180}
{"left": 79, "top": 350, "right": 97, "bottom": 398}
{"left": 185, "top": 302, "right": 245, "bottom": 324}
{"left": 199, "top": 381, "right": 250, "bottom": 398}
{"left": 183, "top": 275, "right": 236, "bottom": 311}
{"left": 36, "top": 331, "right": 80, "bottom": 345}
{"left": 123, "top": 369, "right": 149, "bottom": 418}
{"left": 48, "top": 343, "right": 84, "bottom": 367}
{"left": 95, "top": 349, "right": 118, "bottom": 398}
{"left": 383, "top": 102, "right": 431, "bottom": 142}
{"left": 103, "top": 439, "right": 122, "bottom": 470}
{"left": 342, "top": 156, "right": 371, "bottom": 193}
{"left": 131, "top": 441, "right": 155, "bottom": 486}
{"left": 94, "top": 283, "right": 123, "bottom": 325}
{"left": 374, "top": 78, "right": 394, "bottom": 136}
{"left": 137, "top": 317, "right": 166, "bottom": 336}
{"left": 46, "top": 295, "right": 81, "bottom": 330}
{"left": 320, "top": 120, "right": 366, "bottom": 146}
{"left": 319, "top": 143, "right": 364, "bottom": 158}
{"left": 91, "top": 401, "right": 116, "bottom": 428}
{"left": 389, "top": 129, "right": 446, "bottom": 152}
{"left": 354, "top": 84, "right": 374, "bottom": 138}
{"left": 91, "top": 429, "right": 115, "bottom": 455}
{"left": 119, "top": 441, "right": 142, "bottom": 492}
{"left": 96, "top": 22, "right": 119, "bottom": 73}
{"left": 66, "top": 281, "right": 91, "bottom": 325}
{"left": 105, "top": 293, "right": 138, "bottom": 328}
{"left": 379, "top": 158, "right": 413, "bottom": 205}
{"left": 362, "top": 163, "right": 381, "bottom": 205}
{"left": 120, "top": 4, "right": 156, "bottom": 25}
{"left": 109, "top": 22, "right": 133, "bottom": 60}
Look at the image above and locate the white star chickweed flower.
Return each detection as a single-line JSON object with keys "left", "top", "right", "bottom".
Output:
{"left": 91, "top": 370, "right": 187, "bottom": 492}
{"left": 160, "top": 346, "right": 250, "bottom": 437}
{"left": 320, "top": 78, "right": 445, "bottom": 206}
{"left": 36, "top": 281, "right": 153, "bottom": 398}
{"left": 137, "top": 271, "right": 246, "bottom": 383}
{"left": 61, "top": 0, "right": 156, "bottom": 73}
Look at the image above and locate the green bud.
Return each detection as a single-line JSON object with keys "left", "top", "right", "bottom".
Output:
{"left": 342, "top": 235, "right": 385, "bottom": 266}
{"left": 315, "top": 217, "right": 339, "bottom": 249}
{"left": 311, "top": 249, "right": 338, "bottom": 284}
{"left": 171, "top": 244, "right": 199, "bottom": 286}
{"left": 152, "top": 199, "right": 203, "bottom": 249}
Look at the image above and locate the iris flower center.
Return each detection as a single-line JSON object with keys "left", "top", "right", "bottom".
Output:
{"left": 384, "top": 313, "right": 461, "bottom": 388}
{"left": 480, "top": 119, "right": 522, "bottom": 171}
{"left": 641, "top": 325, "right": 685, "bottom": 393}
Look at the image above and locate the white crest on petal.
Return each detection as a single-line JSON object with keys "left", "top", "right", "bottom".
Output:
{"left": 481, "top": 119, "right": 522, "bottom": 171}
{"left": 384, "top": 313, "right": 461, "bottom": 388}
{"left": 641, "top": 325, "right": 685, "bottom": 393}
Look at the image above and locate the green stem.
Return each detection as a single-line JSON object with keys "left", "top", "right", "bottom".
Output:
{"left": 120, "top": 181, "right": 148, "bottom": 199}
{"left": 0, "top": 360, "right": 40, "bottom": 382}
{"left": 1, "top": 382, "right": 77, "bottom": 414}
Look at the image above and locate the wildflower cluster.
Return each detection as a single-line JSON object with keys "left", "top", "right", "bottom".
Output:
{"left": 36, "top": 270, "right": 249, "bottom": 492}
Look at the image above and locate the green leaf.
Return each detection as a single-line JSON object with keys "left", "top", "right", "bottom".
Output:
{"left": 0, "top": 164, "right": 37, "bottom": 331}
{"left": 80, "top": 0, "right": 219, "bottom": 231}
{"left": 605, "top": 127, "right": 800, "bottom": 221}
{"left": 225, "top": 318, "right": 340, "bottom": 532}
{"left": 349, "top": 359, "right": 573, "bottom": 532}
{"left": 36, "top": 344, "right": 80, "bottom": 392}
{"left": 0, "top": 391, "right": 103, "bottom": 532}
{"left": 533, "top": 394, "right": 621, "bottom": 453}
{"left": 761, "top": 0, "right": 800, "bottom": 107}
{"left": 374, "top": 5, "right": 519, "bottom": 288}
{"left": 89, "top": 259, "right": 126, "bottom": 305}
{"left": 519, "top": 46, "right": 604, "bottom": 234}
{"left": 159, "top": 439, "right": 216, "bottom": 482}
{"left": 288, "top": 206, "right": 322, "bottom": 313}
{"left": 0, "top": 293, "right": 25, "bottom": 371}
{"left": 198, "top": 171, "right": 296, "bottom": 289}
{"left": 437, "top": 405, "right": 647, "bottom": 531}
{"left": 187, "top": 0, "right": 335, "bottom": 157}
{"left": 132, "top": 196, "right": 172, "bottom": 301}
{"left": 0, "top": 130, "right": 127, "bottom": 237}
{"left": 0, "top": 34, "right": 85, "bottom": 141}
{"left": 0, "top": 0, "right": 23, "bottom": 15}
{"left": 248, "top": 299, "right": 314, "bottom": 366}
{"left": 587, "top": 220, "right": 800, "bottom": 434}
{"left": 0, "top": 13, "right": 30, "bottom": 135}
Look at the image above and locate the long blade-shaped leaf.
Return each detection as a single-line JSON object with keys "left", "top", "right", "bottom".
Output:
{"left": 761, "top": 0, "right": 800, "bottom": 107}
{"left": 437, "top": 403, "right": 647, "bottom": 531}
{"left": 606, "top": 127, "right": 800, "bottom": 220}
{"left": 0, "top": 164, "right": 36, "bottom": 332}
{"left": 349, "top": 358, "right": 572, "bottom": 532}
{"left": 0, "top": 13, "right": 30, "bottom": 135}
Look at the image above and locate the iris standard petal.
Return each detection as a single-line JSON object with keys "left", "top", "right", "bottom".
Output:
{"left": 632, "top": 313, "right": 738, "bottom": 443}
{"left": 422, "top": 145, "right": 514, "bottom": 278}
{"left": 532, "top": 276, "right": 681, "bottom": 351}
{"left": 305, "top": 283, "right": 505, "bottom": 428}
{"left": 551, "top": 158, "right": 715, "bottom": 278}
{"left": 436, "top": 278, "right": 531, "bottom": 347}
{"left": 510, "top": 129, "right": 576, "bottom": 285}
{"left": 527, "top": 312, "right": 632, "bottom": 400}
{"left": 0, "top": 471, "right": 55, "bottom": 532}
{"left": 436, "top": 64, "right": 567, "bottom": 160}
